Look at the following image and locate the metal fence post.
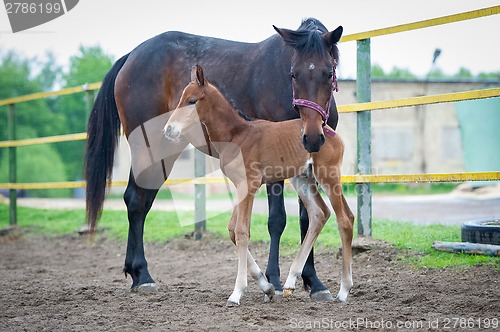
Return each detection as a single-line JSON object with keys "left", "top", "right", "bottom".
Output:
{"left": 7, "top": 104, "right": 17, "bottom": 225}
{"left": 194, "top": 149, "right": 206, "bottom": 239}
{"left": 356, "top": 39, "right": 372, "bottom": 236}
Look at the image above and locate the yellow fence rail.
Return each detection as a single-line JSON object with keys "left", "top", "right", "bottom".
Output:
{"left": 340, "top": 5, "right": 500, "bottom": 42}
{"left": 0, "top": 133, "right": 87, "bottom": 148}
{"left": 0, "top": 83, "right": 101, "bottom": 107}
{"left": 1, "top": 172, "right": 499, "bottom": 190}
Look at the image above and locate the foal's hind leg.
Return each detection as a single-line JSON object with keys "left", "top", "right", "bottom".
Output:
{"left": 319, "top": 174, "right": 354, "bottom": 302}
{"left": 283, "top": 176, "right": 331, "bottom": 298}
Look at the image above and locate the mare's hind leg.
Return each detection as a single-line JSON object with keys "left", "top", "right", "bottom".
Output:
{"left": 265, "top": 181, "right": 286, "bottom": 294}
{"left": 283, "top": 176, "right": 331, "bottom": 298}
{"left": 299, "top": 200, "right": 334, "bottom": 301}
{"left": 123, "top": 170, "right": 158, "bottom": 292}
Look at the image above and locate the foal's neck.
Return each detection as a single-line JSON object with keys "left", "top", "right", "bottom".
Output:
{"left": 197, "top": 88, "right": 248, "bottom": 143}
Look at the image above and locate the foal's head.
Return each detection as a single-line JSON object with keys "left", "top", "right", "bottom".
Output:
{"left": 164, "top": 65, "right": 221, "bottom": 141}
{"left": 274, "top": 19, "right": 342, "bottom": 153}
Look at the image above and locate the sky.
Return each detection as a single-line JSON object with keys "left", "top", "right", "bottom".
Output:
{"left": 0, "top": 0, "right": 499, "bottom": 79}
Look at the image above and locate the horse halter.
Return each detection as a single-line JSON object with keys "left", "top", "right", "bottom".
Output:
{"left": 292, "top": 59, "right": 338, "bottom": 137}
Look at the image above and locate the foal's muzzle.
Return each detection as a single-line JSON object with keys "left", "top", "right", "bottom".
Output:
{"left": 163, "top": 123, "right": 182, "bottom": 141}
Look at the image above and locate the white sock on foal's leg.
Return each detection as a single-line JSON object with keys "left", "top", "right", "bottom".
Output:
{"left": 247, "top": 249, "right": 275, "bottom": 299}
{"left": 227, "top": 244, "right": 248, "bottom": 306}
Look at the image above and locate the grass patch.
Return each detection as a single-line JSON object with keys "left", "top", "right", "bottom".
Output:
{"left": 373, "top": 220, "right": 498, "bottom": 268}
{"left": 1, "top": 203, "right": 498, "bottom": 269}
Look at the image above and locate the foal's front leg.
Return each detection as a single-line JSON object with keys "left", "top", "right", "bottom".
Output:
{"left": 227, "top": 206, "right": 274, "bottom": 305}
{"left": 226, "top": 186, "right": 260, "bottom": 306}
{"left": 283, "top": 176, "right": 330, "bottom": 297}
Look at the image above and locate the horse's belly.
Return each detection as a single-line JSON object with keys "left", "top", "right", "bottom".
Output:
{"left": 260, "top": 158, "right": 309, "bottom": 183}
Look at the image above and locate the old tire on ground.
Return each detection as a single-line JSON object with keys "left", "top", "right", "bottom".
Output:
{"left": 461, "top": 219, "right": 500, "bottom": 245}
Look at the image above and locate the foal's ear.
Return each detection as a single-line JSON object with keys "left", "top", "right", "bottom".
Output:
{"left": 191, "top": 65, "right": 205, "bottom": 86}
{"left": 324, "top": 26, "right": 343, "bottom": 45}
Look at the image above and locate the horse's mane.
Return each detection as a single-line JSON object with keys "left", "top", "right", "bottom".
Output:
{"left": 236, "top": 109, "right": 255, "bottom": 121}
{"left": 217, "top": 86, "right": 256, "bottom": 121}
{"left": 286, "top": 18, "right": 339, "bottom": 60}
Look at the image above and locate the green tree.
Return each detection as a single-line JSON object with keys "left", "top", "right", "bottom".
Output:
{"left": 0, "top": 50, "right": 66, "bottom": 141}
{"left": 388, "top": 67, "right": 418, "bottom": 79}
{"left": 54, "top": 45, "right": 114, "bottom": 180}
{"left": 371, "top": 63, "right": 418, "bottom": 79}
{"left": 477, "top": 71, "right": 500, "bottom": 80}
{"left": 371, "top": 64, "right": 386, "bottom": 78}
{"left": 453, "top": 67, "right": 473, "bottom": 79}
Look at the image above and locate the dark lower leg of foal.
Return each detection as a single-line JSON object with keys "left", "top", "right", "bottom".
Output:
{"left": 299, "top": 199, "right": 329, "bottom": 295}
{"left": 123, "top": 172, "right": 158, "bottom": 290}
{"left": 265, "top": 181, "right": 287, "bottom": 292}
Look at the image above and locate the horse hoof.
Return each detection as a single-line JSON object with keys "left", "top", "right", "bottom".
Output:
{"left": 226, "top": 300, "right": 239, "bottom": 307}
{"left": 263, "top": 285, "right": 277, "bottom": 303}
{"left": 283, "top": 288, "right": 294, "bottom": 298}
{"left": 132, "top": 283, "right": 157, "bottom": 294}
{"left": 310, "top": 289, "right": 334, "bottom": 302}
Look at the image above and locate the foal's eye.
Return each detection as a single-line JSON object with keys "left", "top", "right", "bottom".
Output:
{"left": 290, "top": 72, "right": 296, "bottom": 79}
{"left": 328, "top": 71, "right": 334, "bottom": 79}
{"left": 188, "top": 99, "right": 197, "bottom": 105}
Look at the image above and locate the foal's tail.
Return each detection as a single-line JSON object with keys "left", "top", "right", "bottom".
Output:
{"left": 84, "top": 53, "right": 129, "bottom": 231}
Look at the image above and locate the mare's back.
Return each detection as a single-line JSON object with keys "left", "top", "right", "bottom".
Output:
{"left": 118, "top": 31, "right": 293, "bottom": 122}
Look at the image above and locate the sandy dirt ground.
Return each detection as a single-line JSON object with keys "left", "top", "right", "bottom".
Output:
{"left": 0, "top": 229, "right": 499, "bottom": 331}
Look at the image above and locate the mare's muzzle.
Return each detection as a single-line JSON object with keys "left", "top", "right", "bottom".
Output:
{"left": 302, "top": 132, "right": 326, "bottom": 153}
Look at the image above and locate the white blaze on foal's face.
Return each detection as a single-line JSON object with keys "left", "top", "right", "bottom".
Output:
{"left": 163, "top": 104, "right": 198, "bottom": 141}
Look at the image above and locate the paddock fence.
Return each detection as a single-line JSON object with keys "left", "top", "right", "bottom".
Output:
{"left": 1, "top": 6, "right": 500, "bottom": 235}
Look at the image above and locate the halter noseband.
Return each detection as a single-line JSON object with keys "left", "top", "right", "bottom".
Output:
{"left": 292, "top": 59, "right": 338, "bottom": 138}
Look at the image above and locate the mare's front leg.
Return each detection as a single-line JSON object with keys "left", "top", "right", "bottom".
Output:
{"left": 265, "top": 181, "right": 287, "bottom": 294}
{"left": 299, "top": 199, "right": 334, "bottom": 301}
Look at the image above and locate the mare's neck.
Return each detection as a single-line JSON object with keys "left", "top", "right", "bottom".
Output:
{"left": 197, "top": 91, "right": 248, "bottom": 144}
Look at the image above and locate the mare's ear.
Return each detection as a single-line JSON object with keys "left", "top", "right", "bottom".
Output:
{"left": 324, "top": 25, "right": 343, "bottom": 45}
{"left": 273, "top": 25, "right": 296, "bottom": 45}
{"left": 191, "top": 65, "right": 205, "bottom": 86}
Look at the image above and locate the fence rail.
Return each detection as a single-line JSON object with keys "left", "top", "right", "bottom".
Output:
{"left": 1, "top": 5, "right": 500, "bottom": 231}
{"left": 340, "top": 5, "right": 500, "bottom": 42}
{"left": 1, "top": 172, "right": 499, "bottom": 191}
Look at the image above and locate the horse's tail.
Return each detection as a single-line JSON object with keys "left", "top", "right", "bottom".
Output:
{"left": 84, "top": 53, "right": 129, "bottom": 231}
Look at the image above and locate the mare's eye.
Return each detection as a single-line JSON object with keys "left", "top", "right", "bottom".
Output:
{"left": 188, "top": 99, "right": 197, "bottom": 105}
{"left": 328, "top": 71, "right": 334, "bottom": 79}
{"left": 290, "top": 71, "right": 296, "bottom": 79}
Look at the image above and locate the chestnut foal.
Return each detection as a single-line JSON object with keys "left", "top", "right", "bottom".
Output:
{"left": 164, "top": 65, "right": 354, "bottom": 306}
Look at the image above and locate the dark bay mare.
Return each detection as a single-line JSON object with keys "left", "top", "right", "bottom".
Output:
{"left": 164, "top": 65, "right": 354, "bottom": 305}
{"left": 85, "top": 18, "right": 343, "bottom": 301}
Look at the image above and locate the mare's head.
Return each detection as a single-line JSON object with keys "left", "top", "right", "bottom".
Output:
{"left": 164, "top": 65, "right": 214, "bottom": 141}
{"left": 274, "top": 19, "right": 342, "bottom": 153}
